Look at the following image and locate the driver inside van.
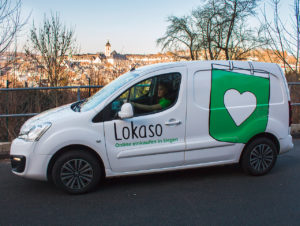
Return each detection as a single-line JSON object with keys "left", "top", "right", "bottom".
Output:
{"left": 131, "top": 83, "right": 171, "bottom": 111}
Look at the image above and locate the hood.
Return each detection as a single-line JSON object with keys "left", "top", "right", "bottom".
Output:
{"left": 21, "top": 103, "right": 74, "bottom": 131}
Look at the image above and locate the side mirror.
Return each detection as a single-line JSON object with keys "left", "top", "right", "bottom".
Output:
{"left": 118, "top": 103, "right": 134, "bottom": 119}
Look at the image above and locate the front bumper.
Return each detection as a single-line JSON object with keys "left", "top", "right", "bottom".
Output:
{"left": 10, "top": 138, "right": 51, "bottom": 181}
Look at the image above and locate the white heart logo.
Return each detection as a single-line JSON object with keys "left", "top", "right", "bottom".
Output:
{"left": 224, "top": 89, "right": 257, "bottom": 126}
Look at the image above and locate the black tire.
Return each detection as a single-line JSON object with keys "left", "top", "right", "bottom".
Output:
{"left": 241, "top": 138, "right": 277, "bottom": 176}
{"left": 52, "top": 150, "right": 102, "bottom": 194}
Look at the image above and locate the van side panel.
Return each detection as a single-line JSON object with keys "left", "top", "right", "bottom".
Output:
{"left": 251, "top": 62, "right": 293, "bottom": 153}
{"left": 209, "top": 69, "right": 270, "bottom": 144}
{"left": 265, "top": 74, "right": 287, "bottom": 137}
{"left": 185, "top": 69, "right": 242, "bottom": 165}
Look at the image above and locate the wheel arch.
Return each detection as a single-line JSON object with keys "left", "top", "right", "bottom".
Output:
{"left": 47, "top": 144, "right": 106, "bottom": 181}
{"left": 239, "top": 132, "right": 280, "bottom": 162}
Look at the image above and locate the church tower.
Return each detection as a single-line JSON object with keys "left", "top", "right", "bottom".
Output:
{"left": 105, "top": 40, "right": 111, "bottom": 57}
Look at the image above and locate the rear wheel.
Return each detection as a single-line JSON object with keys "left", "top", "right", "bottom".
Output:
{"left": 241, "top": 138, "right": 277, "bottom": 176}
{"left": 52, "top": 150, "right": 102, "bottom": 194}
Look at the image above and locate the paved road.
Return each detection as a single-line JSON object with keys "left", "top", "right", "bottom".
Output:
{"left": 0, "top": 140, "right": 299, "bottom": 226}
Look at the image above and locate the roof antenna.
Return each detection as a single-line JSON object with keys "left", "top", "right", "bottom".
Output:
{"left": 229, "top": 61, "right": 233, "bottom": 71}
{"left": 248, "top": 61, "right": 254, "bottom": 75}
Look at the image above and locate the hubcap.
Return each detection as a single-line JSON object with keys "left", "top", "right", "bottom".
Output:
{"left": 250, "top": 144, "right": 274, "bottom": 172}
{"left": 60, "top": 159, "right": 93, "bottom": 190}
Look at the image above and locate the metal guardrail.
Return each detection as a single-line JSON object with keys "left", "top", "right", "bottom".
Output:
{"left": 0, "top": 83, "right": 299, "bottom": 118}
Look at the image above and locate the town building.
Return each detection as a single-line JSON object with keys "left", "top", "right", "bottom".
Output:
{"left": 0, "top": 41, "right": 297, "bottom": 88}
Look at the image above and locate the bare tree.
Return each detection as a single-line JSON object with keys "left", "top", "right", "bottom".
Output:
{"left": 157, "top": 15, "right": 200, "bottom": 60}
{"left": 0, "top": 0, "right": 23, "bottom": 54}
{"left": 262, "top": 0, "right": 300, "bottom": 76}
{"left": 0, "top": 0, "right": 26, "bottom": 65}
{"left": 219, "top": 0, "right": 260, "bottom": 60}
{"left": 25, "top": 13, "right": 76, "bottom": 87}
{"left": 158, "top": 0, "right": 266, "bottom": 61}
{"left": 192, "top": 0, "right": 226, "bottom": 60}
{"left": 193, "top": 0, "right": 266, "bottom": 60}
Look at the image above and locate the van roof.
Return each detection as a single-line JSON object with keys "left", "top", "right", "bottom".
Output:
{"left": 136, "top": 60, "right": 283, "bottom": 78}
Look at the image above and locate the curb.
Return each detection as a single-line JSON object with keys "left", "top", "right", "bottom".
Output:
{"left": 292, "top": 124, "right": 300, "bottom": 136}
{"left": 0, "top": 142, "right": 11, "bottom": 160}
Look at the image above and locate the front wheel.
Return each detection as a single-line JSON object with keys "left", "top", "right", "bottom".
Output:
{"left": 52, "top": 150, "right": 102, "bottom": 194}
{"left": 241, "top": 138, "right": 277, "bottom": 176}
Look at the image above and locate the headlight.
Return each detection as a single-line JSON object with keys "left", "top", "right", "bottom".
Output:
{"left": 18, "top": 122, "right": 52, "bottom": 142}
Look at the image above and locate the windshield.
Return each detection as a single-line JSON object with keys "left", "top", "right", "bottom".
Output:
{"left": 80, "top": 71, "right": 139, "bottom": 112}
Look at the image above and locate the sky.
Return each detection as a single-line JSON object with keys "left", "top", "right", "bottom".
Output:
{"left": 17, "top": 0, "right": 293, "bottom": 55}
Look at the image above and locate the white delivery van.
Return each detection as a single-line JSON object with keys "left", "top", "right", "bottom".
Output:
{"left": 10, "top": 61, "right": 294, "bottom": 194}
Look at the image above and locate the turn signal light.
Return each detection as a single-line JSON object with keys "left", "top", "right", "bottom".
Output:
{"left": 13, "top": 157, "right": 22, "bottom": 162}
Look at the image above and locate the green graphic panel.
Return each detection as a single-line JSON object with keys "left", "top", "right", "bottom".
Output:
{"left": 209, "top": 69, "right": 270, "bottom": 143}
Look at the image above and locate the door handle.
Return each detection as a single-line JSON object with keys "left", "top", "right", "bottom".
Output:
{"left": 165, "top": 119, "right": 181, "bottom": 126}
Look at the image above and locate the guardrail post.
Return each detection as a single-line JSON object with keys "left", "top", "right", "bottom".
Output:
{"left": 5, "top": 80, "right": 9, "bottom": 141}
{"left": 88, "top": 78, "right": 91, "bottom": 97}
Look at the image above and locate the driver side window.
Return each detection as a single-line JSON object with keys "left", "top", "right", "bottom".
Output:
{"left": 114, "top": 78, "right": 152, "bottom": 104}
{"left": 94, "top": 72, "right": 181, "bottom": 122}
{"left": 111, "top": 78, "right": 154, "bottom": 116}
